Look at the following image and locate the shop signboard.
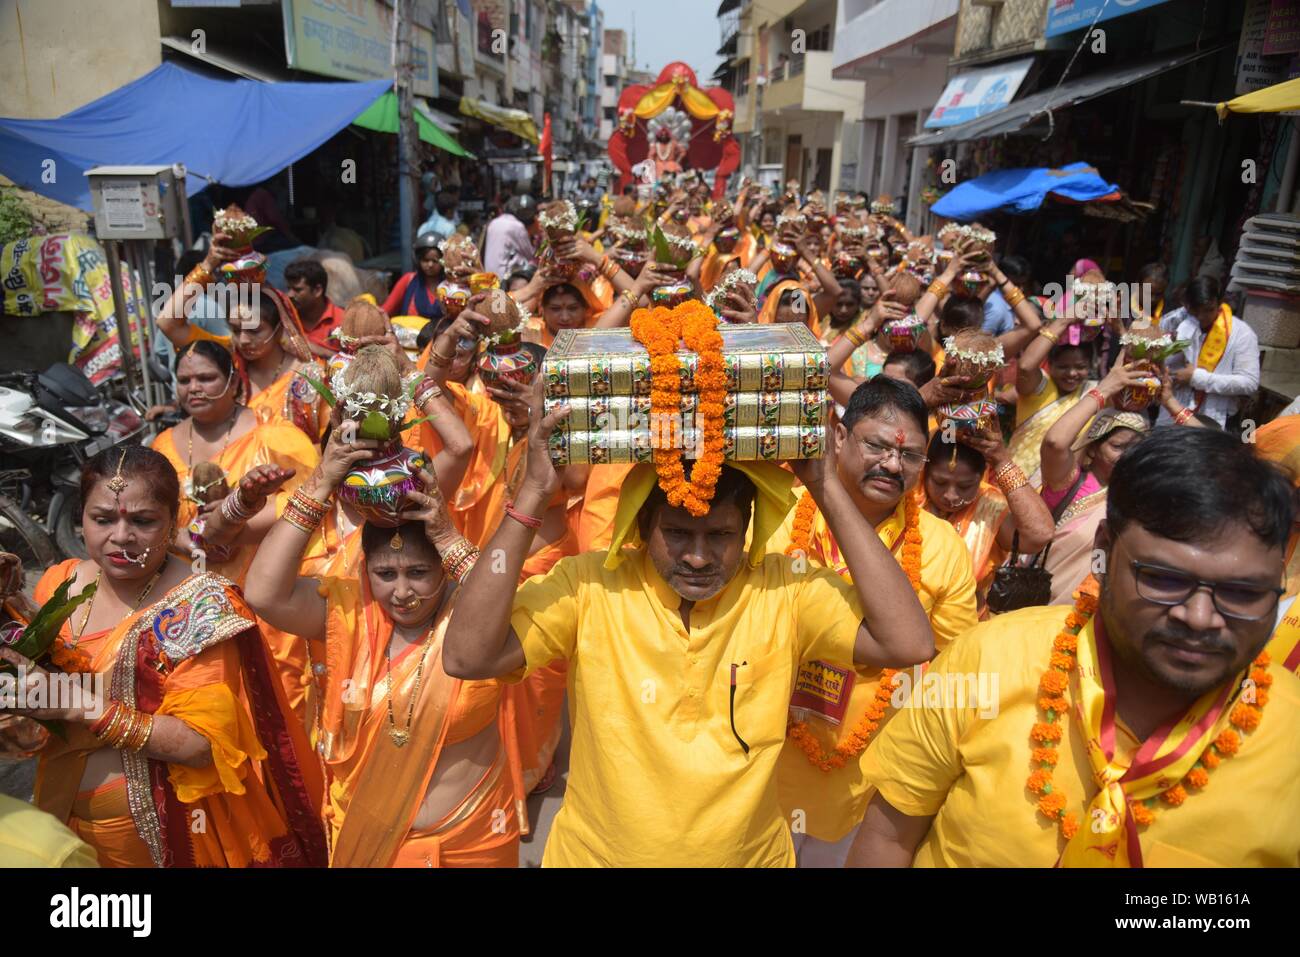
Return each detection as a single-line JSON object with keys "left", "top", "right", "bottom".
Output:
{"left": 1045, "top": 0, "right": 1174, "bottom": 39}
{"left": 924, "top": 58, "right": 1032, "bottom": 129}
{"left": 282, "top": 0, "right": 438, "bottom": 98}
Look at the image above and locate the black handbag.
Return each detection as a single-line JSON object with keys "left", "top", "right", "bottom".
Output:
{"left": 985, "top": 470, "right": 1087, "bottom": 614}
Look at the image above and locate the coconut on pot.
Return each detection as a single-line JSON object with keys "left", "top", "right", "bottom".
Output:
{"left": 942, "top": 328, "right": 1005, "bottom": 394}
{"left": 1114, "top": 325, "right": 1190, "bottom": 412}
{"left": 330, "top": 346, "right": 428, "bottom": 528}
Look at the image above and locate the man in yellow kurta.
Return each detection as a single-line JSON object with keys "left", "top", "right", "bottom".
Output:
{"left": 440, "top": 388, "right": 937, "bottom": 866}
{"left": 770, "top": 377, "right": 977, "bottom": 866}
{"left": 847, "top": 428, "right": 1300, "bottom": 867}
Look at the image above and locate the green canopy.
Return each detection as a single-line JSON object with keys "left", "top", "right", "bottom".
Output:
{"left": 352, "top": 91, "right": 474, "bottom": 158}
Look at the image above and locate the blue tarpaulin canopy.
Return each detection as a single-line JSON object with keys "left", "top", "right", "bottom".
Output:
{"left": 0, "top": 63, "right": 391, "bottom": 211}
{"left": 930, "top": 162, "right": 1121, "bottom": 222}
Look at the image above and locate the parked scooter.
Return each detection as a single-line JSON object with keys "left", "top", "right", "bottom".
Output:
{"left": 0, "top": 363, "right": 145, "bottom": 563}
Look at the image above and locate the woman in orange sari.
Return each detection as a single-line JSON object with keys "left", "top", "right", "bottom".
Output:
{"left": 0, "top": 446, "right": 325, "bottom": 867}
{"left": 244, "top": 429, "right": 525, "bottom": 867}
{"left": 916, "top": 427, "right": 1053, "bottom": 613}
{"left": 155, "top": 245, "right": 329, "bottom": 441}
{"left": 151, "top": 340, "right": 320, "bottom": 586}
{"left": 149, "top": 340, "right": 321, "bottom": 726}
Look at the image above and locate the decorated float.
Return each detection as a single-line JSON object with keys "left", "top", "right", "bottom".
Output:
{"left": 606, "top": 62, "right": 741, "bottom": 198}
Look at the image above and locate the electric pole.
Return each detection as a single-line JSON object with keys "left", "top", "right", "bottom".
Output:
{"left": 395, "top": 0, "right": 419, "bottom": 273}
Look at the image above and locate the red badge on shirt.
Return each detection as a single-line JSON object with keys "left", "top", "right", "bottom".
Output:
{"left": 790, "top": 660, "right": 855, "bottom": 725}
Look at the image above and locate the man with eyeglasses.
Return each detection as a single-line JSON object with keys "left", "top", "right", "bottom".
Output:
{"left": 847, "top": 427, "right": 1300, "bottom": 867}
{"left": 769, "top": 377, "right": 978, "bottom": 866}
{"left": 439, "top": 385, "right": 936, "bottom": 866}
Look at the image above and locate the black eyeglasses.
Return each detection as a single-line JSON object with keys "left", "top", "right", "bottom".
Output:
{"left": 1129, "top": 560, "right": 1284, "bottom": 622}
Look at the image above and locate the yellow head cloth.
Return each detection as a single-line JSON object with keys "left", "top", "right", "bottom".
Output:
{"left": 758, "top": 278, "right": 820, "bottom": 330}
{"left": 603, "top": 461, "right": 796, "bottom": 570}
{"left": 1255, "top": 415, "right": 1300, "bottom": 487}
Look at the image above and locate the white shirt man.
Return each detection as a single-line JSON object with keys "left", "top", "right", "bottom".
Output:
{"left": 1158, "top": 306, "right": 1260, "bottom": 427}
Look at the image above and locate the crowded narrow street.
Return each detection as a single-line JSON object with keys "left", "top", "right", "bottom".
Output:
{"left": 0, "top": 0, "right": 1297, "bottom": 929}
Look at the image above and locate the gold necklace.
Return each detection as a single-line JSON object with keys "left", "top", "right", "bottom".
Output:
{"left": 187, "top": 405, "right": 240, "bottom": 470}
{"left": 384, "top": 623, "right": 436, "bottom": 748}
{"left": 70, "top": 565, "right": 165, "bottom": 649}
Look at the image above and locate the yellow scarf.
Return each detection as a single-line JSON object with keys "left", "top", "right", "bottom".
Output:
{"left": 1191, "top": 304, "right": 1232, "bottom": 410}
{"left": 1060, "top": 614, "right": 1250, "bottom": 867}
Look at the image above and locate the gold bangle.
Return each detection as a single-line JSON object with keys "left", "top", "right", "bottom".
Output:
{"left": 282, "top": 509, "right": 316, "bottom": 534}
{"left": 291, "top": 488, "right": 329, "bottom": 515}
{"left": 993, "top": 461, "right": 1028, "bottom": 496}
{"left": 428, "top": 349, "right": 453, "bottom": 369}
{"left": 927, "top": 280, "right": 949, "bottom": 299}
{"left": 620, "top": 288, "right": 639, "bottom": 308}
{"left": 1038, "top": 328, "right": 1059, "bottom": 344}
{"left": 844, "top": 328, "right": 866, "bottom": 348}
{"left": 185, "top": 264, "right": 215, "bottom": 287}
{"left": 1004, "top": 285, "right": 1026, "bottom": 307}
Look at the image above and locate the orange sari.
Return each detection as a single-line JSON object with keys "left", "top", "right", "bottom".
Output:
{"left": 153, "top": 419, "right": 321, "bottom": 585}
{"left": 247, "top": 361, "right": 330, "bottom": 441}
{"left": 154, "top": 419, "right": 321, "bottom": 727}
{"left": 317, "top": 574, "right": 526, "bottom": 867}
{"left": 31, "top": 561, "right": 326, "bottom": 867}
{"left": 415, "top": 347, "right": 511, "bottom": 547}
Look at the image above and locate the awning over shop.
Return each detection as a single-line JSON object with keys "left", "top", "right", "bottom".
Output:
{"left": 911, "top": 45, "right": 1222, "bottom": 147}
{"left": 930, "top": 162, "right": 1121, "bottom": 221}
{"left": 0, "top": 63, "right": 390, "bottom": 210}
{"left": 1214, "top": 76, "right": 1300, "bottom": 119}
{"left": 458, "top": 97, "right": 539, "bottom": 145}
{"left": 352, "top": 91, "right": 475, "bottom": 158}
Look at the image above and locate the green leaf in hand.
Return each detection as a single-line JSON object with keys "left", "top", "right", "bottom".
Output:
{"left": 1153, "top": 339, "right": 1193, "bottom": 363}
{"left": 300, "top": 372, "right": 338, "bottom": 408}
{"left": 11, "top": 578, "right": 97, "bottom": 662}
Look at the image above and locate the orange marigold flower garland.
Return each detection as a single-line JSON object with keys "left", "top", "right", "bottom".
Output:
{"left": 787, "top": 493, "right": 922, "bottom": 771}
{"left": 1027, "top": 580, "right": 1271, "bottom": 842}
{"left": 630, "top": 301, "right": 728, "bottom": 517}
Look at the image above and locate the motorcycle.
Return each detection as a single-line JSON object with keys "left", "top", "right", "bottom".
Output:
{"left": 0, "top": 363, "right": 145, "bottom": 565}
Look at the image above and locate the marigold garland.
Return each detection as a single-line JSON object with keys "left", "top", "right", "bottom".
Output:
{"left": 629, "top": 301, "right": 728, "bottom": 517}
{"left": 786, "top": 492, "right": 923, "bottom": 771}
{"left": 1026, "top": 576, "right": 1271, "bottom": 843}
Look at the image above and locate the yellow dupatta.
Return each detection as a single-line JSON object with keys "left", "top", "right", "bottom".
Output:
{"left": 1007, "top": 379, "right": 1089, "bottom": 484}
{"left": 1192, "top": 304, "right": 1232, "bottom": 410}
{"left": 1059, "top": 613, "right": 1253, "bottom": 868}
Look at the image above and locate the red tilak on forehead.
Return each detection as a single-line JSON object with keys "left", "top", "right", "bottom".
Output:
{"left": 894, "top": 429, "right": 906, "bottom": 447}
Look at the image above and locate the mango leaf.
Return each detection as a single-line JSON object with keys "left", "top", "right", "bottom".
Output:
{"left": 12, "top": 578, "right": 97, "bottom": 662}
{"left": 300, "top": 372, "right": 337, "bottom": 408}
{"left": 358, "top": 411, "right": 394, "bottom": 441}
{"left": 651, "top": 224, "right": 675, "bottom": 266}
{"left": 1152, "top": 339, "right": 1193, "bottom": 364}
{"left": 397, "top": 416, "right": 432, "bottom": 433}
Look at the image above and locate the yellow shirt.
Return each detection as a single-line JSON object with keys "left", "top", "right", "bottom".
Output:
{"left": 509, "top": 548, "right": 865, "bottom": 867}
{"left": 863, "top": 605, "right": 1300, "bottom": 867}
{"left": 770, "top": 496, "right": 979, "bottom": 840}
{"left": 0, "top": 794, "right": 100, "bottom": 867}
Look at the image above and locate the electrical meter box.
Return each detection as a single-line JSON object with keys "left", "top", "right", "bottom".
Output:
{"left": 85, "top": 165, "right": 188, "bottom": 240}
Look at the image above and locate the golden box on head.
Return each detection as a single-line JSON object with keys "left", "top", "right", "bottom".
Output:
{"left": 542, "top": 323, "right": 830, "bottom": 466}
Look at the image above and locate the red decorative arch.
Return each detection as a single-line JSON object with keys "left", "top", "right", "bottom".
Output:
{"left": 608, "top": 63, "right": 739, "bottom": 199}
